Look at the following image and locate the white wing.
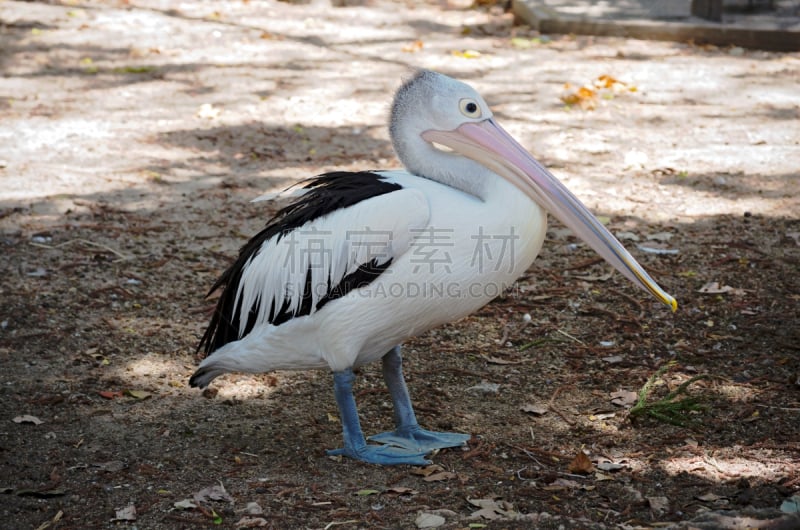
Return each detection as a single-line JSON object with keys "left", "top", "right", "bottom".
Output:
{"left": 235, "top": 188, "right": 429, "bottom": 336}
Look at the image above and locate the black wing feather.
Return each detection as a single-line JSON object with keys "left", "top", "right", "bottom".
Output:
{"left": 198, "top": 171, "right": 402, "bottom": 357}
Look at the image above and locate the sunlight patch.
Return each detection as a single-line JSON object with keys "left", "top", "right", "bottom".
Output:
{"left": 214, "top": 375, "right": 279, "bottom": 400}
{"left": 662, "top": 454, "right": 796, "bottom": 483}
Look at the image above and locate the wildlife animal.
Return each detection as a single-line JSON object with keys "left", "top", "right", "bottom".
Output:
{"left": 190, "top": 70, "right": 676, "bottom": 465}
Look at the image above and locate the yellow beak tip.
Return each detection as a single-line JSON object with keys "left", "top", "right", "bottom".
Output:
{"left": 668, "top": 297, "right": 678, "bottom": 312}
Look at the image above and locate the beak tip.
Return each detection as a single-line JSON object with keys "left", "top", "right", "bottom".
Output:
{"left": 668, "top": 297, "right": 678, "bottom": 313}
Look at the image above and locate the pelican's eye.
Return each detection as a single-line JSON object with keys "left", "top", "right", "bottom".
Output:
{"left": 459, "top": 98, "right": 482, "bottom": 119}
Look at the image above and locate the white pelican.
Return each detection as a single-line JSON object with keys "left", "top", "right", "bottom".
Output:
{"left": 190, "top": 70, "right": 676, "bottom": 466}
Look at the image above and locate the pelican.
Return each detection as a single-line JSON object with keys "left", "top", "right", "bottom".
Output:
{"left": 190, "top": 70, "right": 676, "bottom": 466}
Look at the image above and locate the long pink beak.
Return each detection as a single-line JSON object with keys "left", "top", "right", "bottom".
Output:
{"left": 423, "top": 118, "right": 677, "bottom": 311}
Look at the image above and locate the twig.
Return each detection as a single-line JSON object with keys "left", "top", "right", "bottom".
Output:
{"left": 31, "top": 238, "right": 131, "bottom": 261}
{"left": 555, "top": 329, "right": 585, "bottom": 346}
{"left": 608, "top": 287, "right": 645, "bottom": 319}
{"left": 549, "top": 385, "right": 576, "bottom": 425}
{"left": 324, "top": 520, "right": 360, "bottom": 530}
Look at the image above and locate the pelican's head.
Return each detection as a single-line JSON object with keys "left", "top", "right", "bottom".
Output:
{"left": 390, "top": 70, "right": 677, "bottom": 311}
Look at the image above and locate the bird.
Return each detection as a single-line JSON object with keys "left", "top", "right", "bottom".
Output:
{"left": 189, "top": 70, "right": 677, "bottom": 466}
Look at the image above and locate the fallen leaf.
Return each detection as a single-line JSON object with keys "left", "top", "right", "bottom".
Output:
{"left": 542, "top": 478, "right": 581, "bottom": 491}
{"left": 615, "top": 231, "right": 640, "bottom": 241}
{"left": 698, "top": 281, "right": 747, "bottom": 295}
{"left": 383, "top": 486, "right": 418, "bottom": 496}
{"left": 647, "top": 231, "right": 674, "bottom": 242}
{"left": 236, "top": 517, "right": 268, "bottom": 528}
{"left": 245, "top": 502, "right": 263, "bottom": 514}
{"left": 193, "top": 483, "right": 234, "bottom": 504}
{"left": 197, "top": 103, "right": 221, "bottom": 119}
{"left": 596, "top": 461, "right": 625, "bottom": 472}
{"left": 125, "top": 389, "right": 152, "bottom": 400}
{"left": 402, "top": 40, "right": 424, "bottom": 53}
{"left": 696, "top": 492, "right": 727, "bottom": 502}
{"left": 482, "top": 355, "right": 522, "bottom": 365}
{"left": 16, "top": 488, "right": 66, "bottom": 498}
{"left": 356, "top": 489, "right": 380, "bottom": 496}
{"left": 567, "top": 452, "right": 594, "bottom": 474}
{"left": 423, "top": 471, "right": 457, "bottom": 483}
{"left": 647, "top": 495, "right": 669, "bottom": 514}
{"left": 560, "top": 85, "right": 597, "bottom": 110}
{"left": 636, "top": 244, "right": 679, "bottom": 255}
{"left": 174, "top": 499, "right": 197, "bottom": 510}
{"left": 466, "top": 382, "right": 500, "bottom": 394}
{"left": 114, "top": 504, "right": 136, "bottom": 521}
{"left": 451, "top": 49, "right": 482, "bottom": 59}
{"left": 415, "top": 512, "right": 445, "bottom": 528}
{"left": 411, "top": 464, "right": 444, "bottom": 477}
{"left": 13, "top": 415, "right": 44, "bottom": 425}
{"left": 520, "top": 403, "right": 548, "bottom": 416}
{"left": 467, "top": 498, "right": 517, "bottom": 520}
{"left": 98, "top": 390, "right": 123, "bottom": 399}
{"left": 610, "top": 390, "right": 638, "bottom": 407}
{"left": 602, "top": 355, "right": 623, "bottom": 363}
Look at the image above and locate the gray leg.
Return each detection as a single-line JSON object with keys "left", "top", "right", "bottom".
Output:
{"left": 326, "top": 368, "right": 430, "bottom": 465}
{"left": 368, "top": 346, "right": 470, "bottom": 451}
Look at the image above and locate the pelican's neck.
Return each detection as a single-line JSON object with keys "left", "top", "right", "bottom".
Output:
{"left": 395, "top": 133, "right": 494, "bottom": 200}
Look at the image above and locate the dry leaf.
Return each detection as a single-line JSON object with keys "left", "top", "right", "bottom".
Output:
{"left": 647, "top": 231, "right": 674, "bottom": 242}
{"left": 482, "top": 355, "right": 521, "bottom": 365}
{"left": 114, "top": 504, "right": 137, "bottom": 521}
{"left": 647, "top": 495, "right": 669, "bottom": 514}
{"left": 560, "top": 85, "right": 597, "bottom": 110}
{"left": 356, "top": 488, "right": 380, "bottom": 496}
{"left": 384, "top": 486, "right": 418, "bottom": 496}
{"left": 567, "top": 452, "right": 594, "bottom": 474}
{"left": 415, "top": 512, "right": 445, "bottom": 528}
{"left": 451, "top": 49, "right": 482, "bottom": 59}
{"left": 596, "top": 461, "right": 625, "bottom": 472}
{"left": 542, "top": 478, "right": 581, "bottom": 490}
{"left": 402, "top": 40, "right": 424, "bottom": 53}
{"left": 125, "top": 389, "right": 152, "bottom": 400}
{"left": 193, "top": 483, "right": 234, "bottom": 504}
{"left": 411, "top": 464, "right": 444, "bottom": 477}
{"left": 13, "top": 415, "right": 43, "bottom": 425}
{"left": 698, "top": 281, "right": 747, "bottom": 295}
{"left": 696, "top": 492, "right": 726, "bottom": 502}
{"left": 610, "top": 390, "right": 638, "bottom": 407}
{"left": 520, "top": 403, "right": 548, "bottom": 415}
{"left": 236, "top": 517, "right": 268, "bottom": 528}
{"left": 197, "top": 103, "right": 221, "bottom": 119}
{"left": 467, "top": 498, "right": 517, "bottom": 520}
{"left": 423, "top": 471, "right": 457, "bottom": 482}
{"left": 466, "top": 382, "right": 500, "bottom": 394}
{"left": 174, "top": 498, "right": 196, "bottom": 509}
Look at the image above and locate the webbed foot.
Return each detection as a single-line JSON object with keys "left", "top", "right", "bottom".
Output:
{"left": 369, "top": 425, "right": 470, "bottom": 452}
{"left": 326, "top": 443, "right": 431, "bottom": 466}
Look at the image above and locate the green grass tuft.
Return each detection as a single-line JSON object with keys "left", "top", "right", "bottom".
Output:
{"left": 629, "top": 361, "right": 710, "bottom": 428}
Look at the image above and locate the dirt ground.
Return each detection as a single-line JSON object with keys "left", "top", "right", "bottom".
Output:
{"left": 1, "top": 1, "right": 799, "bottom": 529}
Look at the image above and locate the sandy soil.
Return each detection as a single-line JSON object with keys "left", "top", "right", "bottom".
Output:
{"left": 1, "top": 1, "right": 799, "bottom": 529}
